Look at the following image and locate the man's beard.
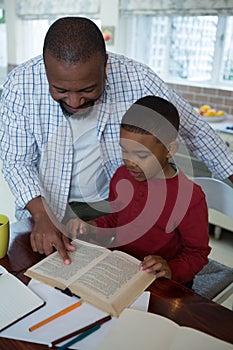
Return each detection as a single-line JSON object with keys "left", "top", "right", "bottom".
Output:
{"left": 60, "top": 100, "right": 96, "bottom": 119}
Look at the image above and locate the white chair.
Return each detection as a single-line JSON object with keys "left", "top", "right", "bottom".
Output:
{"left": 194, "top": 177, "right": 233, "bottom": 240}
{"left": 192, "top": 177, "right": 233, "bottom": 305}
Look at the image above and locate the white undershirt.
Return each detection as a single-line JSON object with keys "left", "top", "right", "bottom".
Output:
{"left": 69, "top": 108, "right": 109, "bottom": 202}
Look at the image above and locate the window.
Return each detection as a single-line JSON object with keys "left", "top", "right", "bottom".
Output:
{"left": 0, "top": 9, "right": 7, "bottom": 84}
{"left": 119, "top": 14, "right": 233, "bottom": 88}
{"left": 169, "top": 16, "right": 218, "bottom": 81}
{"left": 221, "top": 16, "right": 233, "bottom": 82}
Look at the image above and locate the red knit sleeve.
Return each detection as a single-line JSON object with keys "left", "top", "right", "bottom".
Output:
{"left": 168, "top": 185, "right": 211, "bottom": 283}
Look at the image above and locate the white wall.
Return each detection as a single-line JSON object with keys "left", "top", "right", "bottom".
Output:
{"left": 4, "top": 0, "right": 120, "bottom": 67}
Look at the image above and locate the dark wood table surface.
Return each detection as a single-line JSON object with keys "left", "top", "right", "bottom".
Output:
{"left": 0, "top": 224, "right": 233, "bottom": 349}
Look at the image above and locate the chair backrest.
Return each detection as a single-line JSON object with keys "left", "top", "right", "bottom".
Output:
{"left": 193, "top": 177, "right": 233, "bottom": 219}
{"left": 192, "top": 177, "right": 233, "bottom": 303}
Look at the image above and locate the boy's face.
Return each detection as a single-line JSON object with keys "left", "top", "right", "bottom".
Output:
{"left": 120, "top": 128, "right": 172, "bottom": 182}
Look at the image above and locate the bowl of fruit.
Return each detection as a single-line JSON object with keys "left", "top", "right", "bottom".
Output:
{"left": 194, "top": 105, "right": 226, "bottom": 122}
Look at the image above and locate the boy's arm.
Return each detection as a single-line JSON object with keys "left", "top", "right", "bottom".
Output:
{"left": 66, "top": 218, "right": 98, "bottom": 240}
{"left": 167, "top": 195, "right": 211, "bottom": 284}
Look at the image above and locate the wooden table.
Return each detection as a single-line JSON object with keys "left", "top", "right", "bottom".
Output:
{"left": 0, "top": 222, "right": 233, "bottom": 349}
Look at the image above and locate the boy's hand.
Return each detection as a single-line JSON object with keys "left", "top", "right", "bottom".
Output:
{"left": 66, "top": 218, "right": 89, "bottom": 240}
{"left": 140, "top": 255, "right": 171, "bottom": 279}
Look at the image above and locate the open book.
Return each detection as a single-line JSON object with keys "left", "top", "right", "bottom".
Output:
{"left": 0, "top": 266, "right": 45, "bottom": 331}
{"left": 24, "top": 239, "right": 155, "bottom": 317}
{"left": 98, "top": 308, "right": 232, "bottom": 350}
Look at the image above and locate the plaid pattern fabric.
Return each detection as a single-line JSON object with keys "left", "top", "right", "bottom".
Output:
{"left": 1, "top": 53, "right": 233, "bottom": 220}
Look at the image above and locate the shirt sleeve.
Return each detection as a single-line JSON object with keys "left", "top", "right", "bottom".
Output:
{"left": 143, "top": 67, "right": 233, "bottom": 180}
{"left": 0, "top": 75, "right": 41, "bottom": 217}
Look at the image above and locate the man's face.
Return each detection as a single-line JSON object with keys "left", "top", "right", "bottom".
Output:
{"left": 44, "top": 52, "right": 108, "bottom": 116}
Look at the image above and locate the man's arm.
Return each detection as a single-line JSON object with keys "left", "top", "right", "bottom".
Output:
{"left": 143, "top": 67, "right": 233, "bottom": 179}
{"left": 26, "top": 196, "right": 75, "bottom": 264}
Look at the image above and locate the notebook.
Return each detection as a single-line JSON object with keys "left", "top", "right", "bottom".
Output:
{"left": 0, "top": 266, "right": 45, "bottom": 332}
{"left": 97, "top": 308, "right": 232, "bottom": 350}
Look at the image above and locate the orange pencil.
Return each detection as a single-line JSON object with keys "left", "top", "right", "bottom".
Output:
{"left": 29, "top": 300, "right": 82, "bottom": 332}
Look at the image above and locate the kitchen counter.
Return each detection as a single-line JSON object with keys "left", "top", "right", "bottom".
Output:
{"left": 206, "top": 114, "right": 233, "bottom": 131}
{"left": 207, "top": 115, "right": 233, "bottom": 151}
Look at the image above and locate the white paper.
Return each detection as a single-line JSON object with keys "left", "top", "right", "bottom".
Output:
{"left": 0, "top": 266, "right": 44, "bottom": 331}
{"left": 97, "top": 309, "right": 233, "bottom": 350}
{"left": 0, "top": 279, "right": 150, "bottom": 350}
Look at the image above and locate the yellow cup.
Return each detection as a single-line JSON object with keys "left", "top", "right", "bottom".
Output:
{"left": 0, "top": 214, "right": 10, "bottom": 259}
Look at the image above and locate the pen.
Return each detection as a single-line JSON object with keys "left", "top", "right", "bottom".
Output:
{"left": 49, "top": 314, "right": 112, "bottom": 347}
{"left": 57, "top": 324, "right": 100, "bottom": 350}
{"left": 29, "top": 300, "right": 82, "bottom": 332}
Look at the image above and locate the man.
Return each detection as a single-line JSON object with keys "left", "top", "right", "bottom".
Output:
{"left": 0, "top": 17, "right": 232, "bottom": 264}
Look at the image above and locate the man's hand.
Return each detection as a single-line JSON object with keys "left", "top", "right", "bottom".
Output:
{"left": 140, "top": 255, "right": 172, "bottom": 279}
{"left": 26, "top": 197, "right": 75, "bottom": 264}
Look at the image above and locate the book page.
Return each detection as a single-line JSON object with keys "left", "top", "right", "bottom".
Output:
{"left": 0, "top": 269, "right": 45, "bottom": 331}
{"left": 98, "top": 309, "right": 178, "bottom": 349}
{"left": 171, "top": 326, "right": 232, "bottom": 350}
{"left": 112, "top": 249, "right": 144, "bottom": 264}
{"left": 98, "top": 309, "right": 232, "bottom": 350}
{"left": 70, "top": 251, "right": 155, "bottom": 316}
{"left": 25, "top": 239, "right": 109, "bottom": 287}
{"left": 72, "top": 252, "right": 142, "bottom": 299}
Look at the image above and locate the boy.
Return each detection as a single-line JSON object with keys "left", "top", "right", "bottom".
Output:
{"left": 66, "top": 96, "right": 211, "bottom": 286}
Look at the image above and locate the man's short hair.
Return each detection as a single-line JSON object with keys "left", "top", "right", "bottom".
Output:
{"left": 43, "top": 17, "right": 106, "bottom": 64}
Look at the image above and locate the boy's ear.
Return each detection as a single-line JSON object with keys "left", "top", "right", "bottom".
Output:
{"left": 167, "top": 141, "right": 178, "bottom": 158}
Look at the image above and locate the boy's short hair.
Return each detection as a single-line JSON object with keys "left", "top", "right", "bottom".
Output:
{"left": 121, "top": 96, "right": 180, "bottom": 146}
